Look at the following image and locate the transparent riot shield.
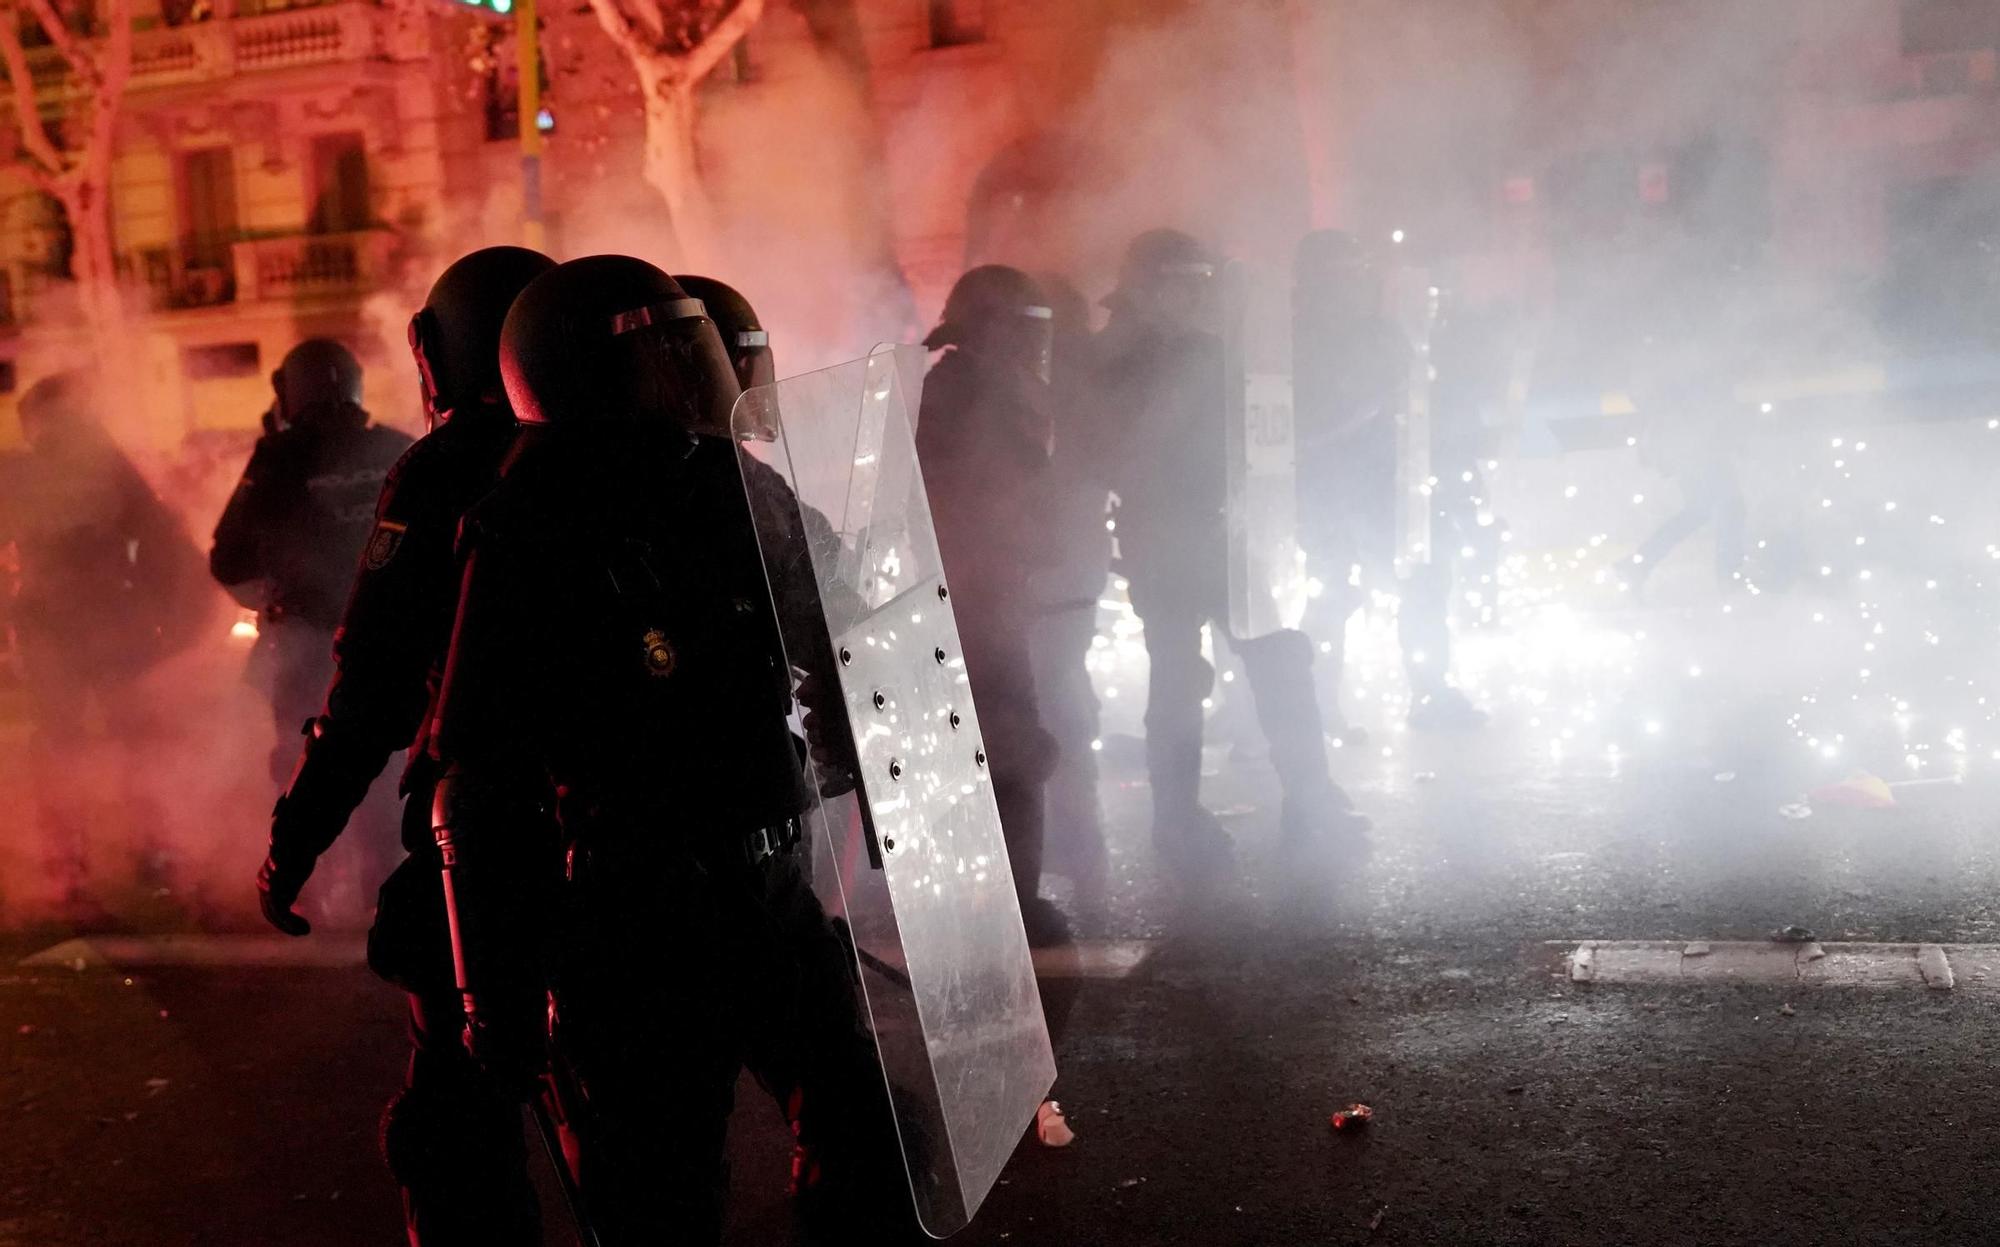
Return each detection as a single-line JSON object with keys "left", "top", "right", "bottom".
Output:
{"left": 1223, "top": 261, "right": 1307, "bottom": 638}
{"left": 733, "top": 345, "right": 1055, "bottom": 1238}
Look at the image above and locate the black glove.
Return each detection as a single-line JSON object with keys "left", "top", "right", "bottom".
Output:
{"left": 461, "top": 991, "right": 549, "bottom": 1098}
{"left": 256, "top": 850, "right": 313, "bottom": 937}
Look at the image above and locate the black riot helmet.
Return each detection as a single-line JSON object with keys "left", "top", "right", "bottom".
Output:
{"left": 673, "top": 274, "right": 775, "bottom": 392}
{"left": 924, "top": 264, "right": 1054, "bottom": 383}
{"left": 17, "top": 369, "right": 100, "bottom": 453}
{"left": 271, "top": 338, "right": 365, "bottom": 433}
{"left": 409, "top": 245, "right": 556, "bottom": 427}
{"left": 1104, "top": 229, "right": 1219, "bottom": 335}
{"left": 500, "top": 254, "right": 740, "bottom": 436}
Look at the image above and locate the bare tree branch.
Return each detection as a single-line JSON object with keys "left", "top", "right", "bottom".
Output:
{"left": 586, "top": 0, "right": 652, "bottom": 64}
{"left": 0, "top": 6, "right": 67, "bottom": 178}
{"left": 84, "top": 0, "right": 129, "bottom": 186}
{"left": 623, "top": 0, "right": 667, "bottom": 50}
{"left": 22, "top": 0, "right": 102, "bottom": 91}
{"left": 682, "top": 0, "right": 762, "bottom": 85}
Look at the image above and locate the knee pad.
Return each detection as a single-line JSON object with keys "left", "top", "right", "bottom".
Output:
{"left": 380, "top": 1084, "right": 445, "bottom": 1190}
{"left": 379, "top": 1080, "right": 515, "bottom": 1191}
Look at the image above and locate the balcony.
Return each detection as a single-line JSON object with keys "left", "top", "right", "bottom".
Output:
{"left": 128, "top": 228, "right": 396, "bottom": 313}
{"left": 25, "top": 2, "right": 389, "bottom": 96}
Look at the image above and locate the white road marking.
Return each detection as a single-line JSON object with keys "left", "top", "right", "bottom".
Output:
{"left": 1031, "top": 940, "right": 1154, "bottom": 980}
{"left": 18, "top": 934, "right": 1156, "bottom": 981}
{"left": 1553, "top": 940, "right": 2000, "bottom": 991}
{"left": 20, "top": 935, "right": 371, "bottom": 969}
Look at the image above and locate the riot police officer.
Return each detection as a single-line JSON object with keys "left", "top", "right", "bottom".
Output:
{"left": 1096, "top": 229, "right": 1368, "bottom": 882}
{"left": 1291, "top": 230, "right": 1484, "bottom": 732}
{"left": 428, "top": 255, "right": 906, "bottom": 1243}
{"left": 916, "top": 264, "right": 1070, "bottom": 944}
{"left": 250, "top": 248, "right": 556, "bottom": 1243}
{"left": 210, "top": 339, "right": 414, "bottom": 802}
{"left": 1, "top": 371, "right": 207, "bottom": 910}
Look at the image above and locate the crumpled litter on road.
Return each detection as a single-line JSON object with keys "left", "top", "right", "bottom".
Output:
{"left": 1117, "top": 1177, "right": 1146, "bottom": 1190}
{"left": 1330, "top": 1103, "right": 1374, "bottom": 1131}
{"left": 1771, "top": 925, "right": 1817, "bottom": 943}
{"left": 1809, "top": 771, "right": 1897, "bottom": 810}
{"left": 1779, "top": 1003, "right": 1796, "bottom": 1016}
{"left": 1368, "top": 1205, "right": 1388, "bottom": 1231}
{"left": 1036, "top": 1099, "right": 1075, "bottom": 1148}
{"left": 1778, "top": 802, "right": 1813, "bottom": 820}
{"left": 1713, "top": 771, "right": 1738, "bottom": 783}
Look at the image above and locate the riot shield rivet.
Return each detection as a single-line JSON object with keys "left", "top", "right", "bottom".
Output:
{"left": 937, "top": 583, "right": 950, "bottom": 601}
{"left": 889, "top": 758, "right": 904, "bottom": 780}
{"left": 948, "top": 710, "right": 962, "bottom": 730}
{"left": 974, "top": 748, "right": 987, "bottom": 768}
{"left": 839, "top": 647, "right": 852, "bottom": 666}
{"left": 872, "top": 690, "right": 886, "bottom": 711}
{"left": 933, "top": 646, "right": 947, "bottom": 665}
{"left": 883, "top": 836, "right": 896, "bottom": 852}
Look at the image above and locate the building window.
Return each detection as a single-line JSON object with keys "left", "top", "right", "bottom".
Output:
{"left": 178, "top": 147, "right": 238, "bottom": 270}
{"left": 182, "top": 342, "right": 262, "bottom": 380}
{"left": 307, "top": 132, "right": 371, "bottom": 234}
{"left": 1901, "top": 1, "right": 2000, "bottom": 57}
{"left": 928, "top": 0, "right": 984, "bottom": 48}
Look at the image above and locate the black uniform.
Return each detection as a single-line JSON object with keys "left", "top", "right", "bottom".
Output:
{"left": 432, "top": 429, "right": 901, "bottom": 1242}
{"left": 250, "top": 248, "right": 561, "bottom": 1245}
{"left": 917, "top": 347, "right": 1063, "bottom": 931}
{"left": 0, "top": 376, "right": 207, "bottom": 901}
{"left": 1097, "top": 310, "right": 1362, "bottom": 869}
{"left": 429, "top": 256, "right": 904, "bottom": 1244}
{"left": 210, "top": 411, "right": 412, "bottom": 782}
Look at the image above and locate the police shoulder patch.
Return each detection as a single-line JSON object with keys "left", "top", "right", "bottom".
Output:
{"left": 641, "top": 628, "right": 677, "bottom": 678}
{"left": 364, "top": 520, "right": 407, "bottom": 571}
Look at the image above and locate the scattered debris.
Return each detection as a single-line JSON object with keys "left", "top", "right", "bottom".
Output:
{"left": 1683, "top": 941, "right": 1712, "bottom": 957}
{"left": 1918, "top": 944, "right": 1955, "bottom": 991}
{"left": 1799, "top": 943, "right": 1826, "bottom": 963}
{"left": 1035, "top": 1100, "right": 1075, "bottom": 1148}
{"left": 1330, "top": 1104, "right": 1374, "bottom": 1131}
{"left": 1504, "top": 1085, "right": 1526, "bottom": 1096}
{"left": 1712, "top": 771, "right": 1737, "bottom": 784}
{"left": 1771, "top": 925, "right": 1817, "bottom": 943}
{"left": 1778, "top": 802, "right": 1813, "bottom": 821}
{"left": 144, "top": 1078, "right": 169, "bottom": 1096}
{"left": 1779, "top": 1003, "right": 1796, "bottom": 1017}
{"left": 1368, "top": 1205, "right": 1388, "bottom": 1232}
{"left": 1117, "top": 1177, "right": 1146, "bottom": 1190}
{"left": 1809, "top": 772, "right": 1897, "bottom": 810}
{"left": 1569, "top": 945, "right": 1596, "bottom": 983}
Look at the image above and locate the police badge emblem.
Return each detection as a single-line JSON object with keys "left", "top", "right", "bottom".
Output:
{"left": 364, "top": 520, "right": 406, "bottom": 570}
{"left": 641, "top": 628, "right": 677, "bottom": 677}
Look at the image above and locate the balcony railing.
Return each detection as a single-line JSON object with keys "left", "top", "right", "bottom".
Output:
{"left": 25, "top": 2, "right": 387, "bottom": 95}
{"left": 233, "top": 229, "right": 397, "bottom": 304}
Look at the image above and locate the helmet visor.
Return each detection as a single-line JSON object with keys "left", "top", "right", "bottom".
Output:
{"left": 609, "top": 297, "right": 743, "bottom": 438}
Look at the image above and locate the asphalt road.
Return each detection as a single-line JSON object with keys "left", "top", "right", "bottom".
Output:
{"left": 6, "top": 598, "right": 2000, "bottom": 1245}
